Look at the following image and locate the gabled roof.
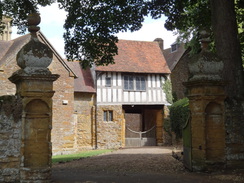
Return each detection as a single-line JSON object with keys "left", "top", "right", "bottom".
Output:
{"left": 96, "top": 40, "right": 171, "bottom": 74}
{"left": 0, "top": 32, "right": 76, "bottom": 77}
{"left": 0, "top": 35, "right": 30, "bottom": 66}
{"left": 163, "top": 43, "right": 186, "bottom": 71}
{"left": 66, "top": 61, "right": 95, "bottom": 93}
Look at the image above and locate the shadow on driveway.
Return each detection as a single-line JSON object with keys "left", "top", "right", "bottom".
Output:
{"left": 52, "top": 147, "right": 243, "bottom": 183}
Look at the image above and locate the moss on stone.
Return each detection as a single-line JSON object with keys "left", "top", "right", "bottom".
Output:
{"left": 0, "top": 95, "right": 22, "bottom": 122}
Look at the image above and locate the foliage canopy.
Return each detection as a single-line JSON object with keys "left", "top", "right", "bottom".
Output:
{"left": 0, "top": 0, "right": 243, "bottom": 67}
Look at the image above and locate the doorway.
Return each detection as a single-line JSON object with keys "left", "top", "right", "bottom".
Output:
{"left": 123, "top": 105, "right": 162, "bottom": 147}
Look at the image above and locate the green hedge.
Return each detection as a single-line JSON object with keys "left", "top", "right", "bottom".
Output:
{"left": 169, "top": 98, "right": 189, "bottom": 139}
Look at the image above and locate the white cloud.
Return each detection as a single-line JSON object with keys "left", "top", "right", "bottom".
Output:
{"left": 11, "top": 5, "right": 176, "bottom": 58}
{"left": 48, "top": 37, "right": 65, "bottom": 58}
{"left": 38, "top": 3, "right": 66, "bottom": 26}
{"left": 11, "top": 27, "right": 19, "bottom": 39}
{"left": 117, "top": 16, "right": 177, "bottom": 49}
{"left": 37, "top": 4, "right": 67, "bottom": 58}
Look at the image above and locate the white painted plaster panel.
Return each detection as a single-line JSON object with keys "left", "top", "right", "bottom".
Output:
{"left": 156, "top": 75, "right": 161, "bottom": 87}
{"left": 129, "top": 92, "right": 134, "bottom": 102}
{"left": 148, "top": 75, "right": 151, "bottom": 88}
{"left": 112, "top": 73, "right": 116, "bottom": 86}
{"left": 97, "top": 88, "right": 101, "bottom": 102}
{"left": 107, "top": 88, "right": 112, "bottom": 102}
{"left": 157, "top": 89, "right": 161, "bottom": 101}
{"left": 124, "top": 92, "right": 129, "bottom": 102}
{"left": 118, "top": 89, "right": 122, "bottom": 102}
{"left": 118, "top": 73, "right": 122, "bottom": 86}
{"left": 102, "top": 88, "right": 106, "bottom": 102}
{"left": 101, "top": 75, "right": 106, "bottom": 86}
{"left": 135, "top": 92, "right": 140, "bottom": 102}
{"left": 97, "top": 77, "right": 101, "bottom": 86}
{"left": 142, "top": 92, "right": 147, "bottom": 102}
{"left": 113, "top": 89, "right": 117, "bottom": 102}
{"left": 148, "top": 89, "right": 152, "bottom": 102}
{"left": 153, "top": 90, "right": 156, "bottom": 102}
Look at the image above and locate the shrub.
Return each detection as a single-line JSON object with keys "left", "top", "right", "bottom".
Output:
{"left": 162, "top": 79, "right": 173, "bottom": 104}
{"left": 169, "top": 98, "right": 189, "bottom": 139}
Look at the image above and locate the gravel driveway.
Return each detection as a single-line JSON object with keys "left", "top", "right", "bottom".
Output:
{"left": 52, "top": 147, "right": 244, "bottom": 183}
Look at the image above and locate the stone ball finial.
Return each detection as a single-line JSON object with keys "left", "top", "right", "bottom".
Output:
{"left": 16, "top": 13, "right": 53, "bottom": 74}
{"left": 199, "top": 29, "right": 211, "bottom": 50}
{"left": 27, "top": 13, "right": 41, "bottom": 33}
{"left": 188, "top": 29, "right": 223, "bottom": 82}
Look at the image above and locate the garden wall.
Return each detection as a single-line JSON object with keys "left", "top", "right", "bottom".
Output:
{"left": 0, "top": 95, "right": 22, "bottom": 182}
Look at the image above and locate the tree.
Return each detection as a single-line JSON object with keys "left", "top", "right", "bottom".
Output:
{"left": 210, "top": 0, "right": 244, "bottom": 100}
{"left": 0, "top": 0, "right": 54, "bottom": 34}
{"left": 0, "top": 0, "right": 243, "bottom": 66}
{"left": 1, "top": 0, "right": 243, "bottom": 97}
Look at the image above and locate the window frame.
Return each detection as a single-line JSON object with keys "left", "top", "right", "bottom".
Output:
{"left": 105, "top": 77, "right": 111, "bottom": 87}
{"left": 103, "top": 110, "right": 113, "bottom": 122}
{"left": 123, "top": 75, "right": 146, "bottom": 91}
{"left": 171, "top": 44, "right": 178, "bottom": 52}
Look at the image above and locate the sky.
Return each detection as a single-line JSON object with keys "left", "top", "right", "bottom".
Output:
{"left": 12, "top": 3, "right": 177, "bottom": 58}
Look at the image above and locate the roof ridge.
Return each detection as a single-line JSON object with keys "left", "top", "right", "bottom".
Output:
{"left": 118, "top": 39, "right": 157, "bottom": 43}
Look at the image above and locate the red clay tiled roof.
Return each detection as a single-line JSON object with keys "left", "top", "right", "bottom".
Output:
{"left": 67, "top": 61, "right": 95, "bottom": 93}
{"left": 96, "top": 40, "right": 171, "bottom": 74}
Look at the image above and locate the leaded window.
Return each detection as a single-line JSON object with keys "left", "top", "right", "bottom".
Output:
{"left": 124, "top": 75, "right": 146, "bottom": 91}
{"left": 105, "top": 77, "right": 111, "bottom": 87}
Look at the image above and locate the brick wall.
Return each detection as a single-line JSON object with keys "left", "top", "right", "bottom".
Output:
{"left": 0, "top": 95, "right": 22, "bottom": 182}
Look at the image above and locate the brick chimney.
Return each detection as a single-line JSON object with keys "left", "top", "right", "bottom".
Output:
{"left": 154, "top": 38, "right": 164, "bottom": 52}
{"left": 0, "top": 17, "right": 12, "bottom": 41}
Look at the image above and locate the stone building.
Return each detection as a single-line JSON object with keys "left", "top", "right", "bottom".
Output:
{"left": 0, "top": 28, "right": 77, "bottom": 155}
{"left": 66, "top": 62, "right": 96, "bottom": 151}
{"left": 61, "top": 40, "right": 171, "bottom": 150}
{"left": 95, "top": 40, "right": 171, "bottom": 148}
{"left": 1, "top": 19, "right": 171, "bottom": 154}
{"left": 163, "top": 42, "right": 189, "bottom": 100}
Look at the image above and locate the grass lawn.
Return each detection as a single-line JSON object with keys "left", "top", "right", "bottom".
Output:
{"left": 52, "top": 149, "right": 113, "bottom": 163}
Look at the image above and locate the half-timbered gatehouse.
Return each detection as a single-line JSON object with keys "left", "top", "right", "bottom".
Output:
{"left": 95, "top": 39, "right": 171, "bottom": 148}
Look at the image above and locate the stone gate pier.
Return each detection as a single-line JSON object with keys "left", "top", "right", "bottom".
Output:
{"left": 7, "top": 13, "right": 59, "bottom": 182}
{"left": 183, "top": 30, "right": 226, "bottom": 171}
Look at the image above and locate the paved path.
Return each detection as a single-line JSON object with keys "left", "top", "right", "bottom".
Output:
{"left": 52, "top": 147, "right": 244, "bottom": 183}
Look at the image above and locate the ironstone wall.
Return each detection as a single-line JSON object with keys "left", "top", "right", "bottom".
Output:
{"left": 96, "top": 105, "right": 125, "bottom": 149}
{"left": 0, "top": 95, "right": 22, "bottom": 182}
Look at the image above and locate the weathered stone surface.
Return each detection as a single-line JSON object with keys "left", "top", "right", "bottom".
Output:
{"left": 74, "top": 93, "right": 95, "bottom": 151}
{"left": 170, "top": 53, "right": 190, "bottom": 100}
{"left": 184, "top": 36, "right": 228, "bottom": 171}
{"left": 96, "top": 105, "right": 125, "bottom": 149}
{"left": 0, "top": 32, "right": 75, "bottom": 156}
{"left": 0, "top": 95, "right": 22, "bottom": 182}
